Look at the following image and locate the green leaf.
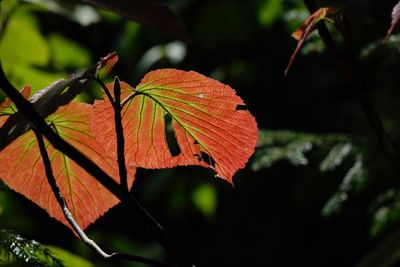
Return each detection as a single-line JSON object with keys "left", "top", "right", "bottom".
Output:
{"left": 49, "top": 34, "right": 91, "bottom": 70}
{"left": 8, "top": 65, "right": 65, "bottom": 92}
{"left": 191, "top": 183, "right": 217, "bottom": 218}
{"left": 257, "top": 0, "right": 283, "bottom": 27}
{"left": 0, "top": 6, "right": 49, "bottom": 68}
{"left": 45, "top": 246, "right": 94, "bottom": 267}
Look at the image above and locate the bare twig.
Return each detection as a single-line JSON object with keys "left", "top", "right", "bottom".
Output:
{"left": 96, "top": 76, "right": 128, "bottom": 191}
{"left": 33, "top": 128, "right": 113, "bottom": 257}
{"left": 302, "top": 0, "right": 400, "bottom": 173}
{"left": 0, "top": 62, "right": 195, "bottom": 267}
{"left": 113, "top": 77, "right": 128, "bottom": 191}
{"left": 95, "top": 77, "right": 116, "bottom": 106}
{"left": 33, "top": 128, "right": 177, "bottom": 267}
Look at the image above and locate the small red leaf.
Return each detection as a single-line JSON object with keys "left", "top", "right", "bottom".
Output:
{"left": 384, "top": 1, "right": 400, "bottom": 43}
{"left": 0, "top": 102, "right": 135, "bottom": 230}
{"left": 92, "top": 69, "right": 258, "bottom": 184}
{"left": 285, "top": 7, "right": 336, "bottom": 76}
{"left": 0, "top": 85, "right": 31, "bottom": 128}
{"left": 96, "top": 52, "right": 119, "bottom": 79}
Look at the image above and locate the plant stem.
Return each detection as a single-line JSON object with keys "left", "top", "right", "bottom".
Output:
{"left": 303, "top": 0, "right": 400, "bottom": 174}
{"left": 33, "top": 128, "right": 111, "bottom": 257}
{"left": 95, "top": 77, "right": 116, "bottom": 106}
{"left": 95, "top": 76, "right": 128, "bottom": 191}
{"left": 112, "top": 77, "right": 128, "bottom": 191}
{"left": 33, "top": 128, "right": 177, "bottom": 267}
{"left": 0, "top": 63, "right": 195, "bottom": 267}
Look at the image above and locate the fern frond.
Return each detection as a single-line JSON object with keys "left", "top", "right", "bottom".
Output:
{"left": 253, "top": 129, "right": 368, "bottom": 217}
{"left": 0, "top": 229, "right": 65, "bottom": 267}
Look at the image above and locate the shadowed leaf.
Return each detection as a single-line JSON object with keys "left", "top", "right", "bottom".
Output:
{"left": 91, "top": 69, "right": 258, "bottom": 184}
{"left": 0, "top": 52, "right": 117, "bottom": 151}
{"left": 82, "top": 0, "right": 189, "bottom": 40}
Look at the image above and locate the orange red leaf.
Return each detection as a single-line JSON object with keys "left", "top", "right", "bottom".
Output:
{"left": 91, "top": 69, "right": 258, "bottom": 184}
{"left": 0, "top": 102, "right": 135, "bottom": 230}
{"left": 0, "top": 85, "right": 31, "bottom": 128}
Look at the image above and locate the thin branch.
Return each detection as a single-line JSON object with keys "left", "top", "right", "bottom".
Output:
{"left": 114, "top": 77, "right": 129, "bottom": 191}
{"left": 33, "top": 128, "right": 177, "bottom": 267}
{"left": 33, "top": 128, "right": 113, "bottom": 257}
{"left": 303, "top": 0, "right": 400, "bottom": 174}
{"left": 0, "top": 63, "right": 195, "bottom": 267}
{"left": 95, "top": 77, "right": 115, "bottom": 106}
{"left": 113, "top": 77, "right": 128, "bottom": 191}
{"left": 95, "top": 76, "right": 128, "bottom": 191}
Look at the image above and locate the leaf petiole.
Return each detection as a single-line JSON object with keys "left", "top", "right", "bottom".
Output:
{"left": 95, "top": 76, "right": 116, "bottom": 106}
{"left": 120, "top": 91, "right": 139, "bottom": 108}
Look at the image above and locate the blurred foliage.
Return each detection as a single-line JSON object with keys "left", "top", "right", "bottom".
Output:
{"left": 45, "top": 246, "right": 93, "bottom": 267}
{"left": 1, "top": 0, "right": 400, "bottom": 266}
{"left": 22, "top": 0, "right": 100, "bottom": 26}
{"left": 0, "top": 229, "right": 64, "bottom": 267}
{"left": 253, "top": 129, "right": 367, "bottom": 217}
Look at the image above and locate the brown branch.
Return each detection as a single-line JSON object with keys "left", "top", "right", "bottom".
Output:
{"left": 303, "top": 0, "right": 400, "bottom": 173}
{"left": 0, "top": 63, "right": 195, "bottom": 267}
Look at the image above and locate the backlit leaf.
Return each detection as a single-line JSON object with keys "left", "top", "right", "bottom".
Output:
{"left": 384, "top": 1, "right": 400, "bottom": 43}
{"left": 0, "top": 102, "right": 135, "bottom": 229}
{"left": 92, "top": 69, "right": 258, "bottom": 184}
{"left": 285, "top": 7, "right": 336, "bottom": 76}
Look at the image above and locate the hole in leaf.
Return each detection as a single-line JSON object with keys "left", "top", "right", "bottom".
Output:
{"left": 164, "top": 113, "right": 181, "bottom": 156}
{"left": 236, "top": 104, "right": 247, "bottom": 111}
{"left": 193, "top": 140, "right": 199, "bottom": 145}
{"left": 200, "top": 151, "right": 216, "bottom": 168}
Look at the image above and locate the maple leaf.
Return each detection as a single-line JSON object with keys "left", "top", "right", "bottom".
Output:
{"left": 0, "top": 102, "right": 135, "bottom": 230}
{"left": 384, "top": 1, "right": 400, "bottom": 43}
{"left": 285, "top": 7, "right": 337, "bottom": 76}
{"left": 91, "top": 69, "right": 258, "bottom": 184}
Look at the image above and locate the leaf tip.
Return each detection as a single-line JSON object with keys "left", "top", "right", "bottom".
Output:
{"left": 97, "top": 52, "right": 119, "bottom": 78}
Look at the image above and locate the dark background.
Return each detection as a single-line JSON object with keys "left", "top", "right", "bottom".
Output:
{"left": 1, "top": 0, "right": 400, "bottom": 266}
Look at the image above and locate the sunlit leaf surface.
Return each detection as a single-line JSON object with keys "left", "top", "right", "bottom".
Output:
{"left": 92, "top": 69, "right": 258, "bottom": 183}
{"left": 0, "top": 102, "right": 135, "bottom": 229}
